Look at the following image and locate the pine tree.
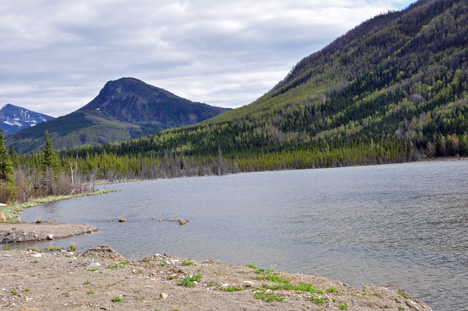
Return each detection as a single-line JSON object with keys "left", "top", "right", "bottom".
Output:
{"left": 41, "top": 131, "right": 58, "bottom": 172}
{"left": 0, "top": 130, "right": 17, "bottom": 203}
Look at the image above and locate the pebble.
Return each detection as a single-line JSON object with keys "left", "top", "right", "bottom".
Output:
{"left": 31, "top": 254, "right": 42, "bottom": 258}
{"left": 87, "top": 262, "right": 101, "bottom": 267}
{"left": 160, "top": 292, "right": 169, "bottom": 299}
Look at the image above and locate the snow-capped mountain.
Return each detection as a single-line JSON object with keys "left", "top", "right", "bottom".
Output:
{"left": 0, "top": 104, "right": 54, "bottom": 136}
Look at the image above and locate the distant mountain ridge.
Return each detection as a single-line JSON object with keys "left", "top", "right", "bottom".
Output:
{"left": 63, "top": 0, "right": 468, "bottom": 169}
{"left": 0, "top": 104, "right": 54, "bottom": 136}
{"left": 6, "top": 78, "right": 230, "bottom": 153}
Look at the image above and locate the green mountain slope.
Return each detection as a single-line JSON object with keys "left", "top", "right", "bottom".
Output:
{"left": 7, "top": 78, "right": 229, "bottom": 153}
{"left": 61, "top": 0, "right": 468, "bottom": 174}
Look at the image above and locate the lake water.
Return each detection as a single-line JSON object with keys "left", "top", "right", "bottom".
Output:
{"left": 15, "top": 160, "right": 468, "bottom": 311}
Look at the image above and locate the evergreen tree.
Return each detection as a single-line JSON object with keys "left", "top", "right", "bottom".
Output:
{"left": 0, "top": 130, "right": 17, "bottom": 202}
{"left": 41, "top": 131, "right": 58, "bottom": 172}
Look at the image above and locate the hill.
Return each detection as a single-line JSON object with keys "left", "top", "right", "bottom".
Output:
{"left": 6, "top": 78, "right": 229, "bottom": 153}
{"left": 0, "top": 104, "right": 54, "bottom": 136}
{"left": 35, "top": 0, "right": 468, "bottom": 178}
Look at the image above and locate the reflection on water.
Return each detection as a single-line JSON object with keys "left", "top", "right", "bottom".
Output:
{"left": 15, "top": 160, "right": 468, "bottom": 311}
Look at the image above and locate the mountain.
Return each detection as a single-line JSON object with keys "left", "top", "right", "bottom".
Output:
{"left": 63, "top": 0, "right": 468, "bottom": 172}
{"left": 0, "top": 104, "right": 54, "bottom": 136}
{"left": 6, "top": 78, "right": 230, "bottom": 153}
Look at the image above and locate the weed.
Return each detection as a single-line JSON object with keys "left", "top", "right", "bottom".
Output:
{"left": 373, "top": 292, "right": 382, "bottom": 297}
{"left": 23, "top": 289, "right": 30, "bottom": 292}
{"left": 168, "top": 275, "right": 177, "bottom": 280}
{"left": 397, "top": 290, "right": 408, "bottom": 299}
{"left": 159, "top": 262, "right": 166, "bottom": 267}
{"left": 252, "top": 275, "right": 290, "bottom": 284}
{"left": 245, "top": 264, "right": 257, "bottom": 269}
{"left": 106, "top": 262, "right": 128, "bottom": 270}
{"left": 87, "top": 290, "right": 95, "bottom": 295}
{"left": 254, "top": 291, "right": 286, "bottom": 302}
{"left": 83, "top": 280, "right": 91, "bottom": 285}
{"left": 111, "top": 297, "right": 122, "bottom": 302}
{"left": 27, "top": 247, "right": 41, "bottom": 252}
{"left": 11, "top": 290, "right": 18, "bottom": 295}
{"left": 327, "top": 287, "right": 338, "bottom": 293}
{"left": 398, "top": 307, "right": 405, "bottom": 310}
{"left": 30, "top": 260, "right": 39, "bottom": 264}
{"left": 4, "top": 243, "right": 8, "bottom": 251}
{"left": 182, "top": 260, "right": 193, "bottom": 266}
{"left": 384, "top": 305, "right": 394, "bottom": 309}
{"left": 262, "top": 283, "right": 323, "bottom": 294}
{"left": 68, "top": 243, "right": 77, "bottom": 252}
{"left": 87, "top": 269, "right": 98, "bottom": 272}
{"left": 179, "top": 273, "right": 202, "bottom": 287}
{"left": 310, "top": 296, "right": 329, "bottom": 306}
{"left": 46, "top": 247, "right": 64, "bottom": 252}
{"left": 221, "top": 286, "right": 243, "bottom": 292}
{"left": 255, "top": 268, "right": 276, "bottom": 274}
{"left": 339, "top": 303, "right": 348, "bottom": 310}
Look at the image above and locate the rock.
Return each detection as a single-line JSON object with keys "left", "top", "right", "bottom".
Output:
{"left": 46, "top": 234, "right": 54, "bottom": 240}
{"left": 160, "top": 292, "right": 168, "bottom": 299}
{"left": 31, "top": 253, "right": 42, "bottom": 258}
{"left": 119, "top": 218, "right": 127, "bottom": 223}
{"left": 0, "top": 212, "right": 6, "bottom": 222}
{"left": 243, "top": 281, "right": 254, "bottom": 287}
{"left": 87, "top": 262, "right": 101, "bottom": 267}
{"left": 178, "top": 219, "right": 187, "bottom": 225}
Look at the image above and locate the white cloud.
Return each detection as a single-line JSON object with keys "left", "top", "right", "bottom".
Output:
{"left": 0, "top": 0, "right": 416, "bottom": 117}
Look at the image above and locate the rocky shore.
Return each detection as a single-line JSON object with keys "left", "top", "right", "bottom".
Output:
{"left": 0, "top": 245, "right": 432, "bottom": 311}
{"left": 0, "top": 221, "right": 97, "bottom": 244}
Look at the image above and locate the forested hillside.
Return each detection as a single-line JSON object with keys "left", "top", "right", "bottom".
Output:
{"left": 17, "top": 0, "right": 468, "bottom": 180}
{"left": 6, "top": 78, "right": 229, "bottom": 153}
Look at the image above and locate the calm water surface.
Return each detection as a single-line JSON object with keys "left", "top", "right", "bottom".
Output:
{"left": 16, "top": 161, "right": 468, "bottom": 311}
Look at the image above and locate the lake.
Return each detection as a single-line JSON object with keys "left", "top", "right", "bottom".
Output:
{"left": 16, "top": 160, "right": 468, "bottom": 311}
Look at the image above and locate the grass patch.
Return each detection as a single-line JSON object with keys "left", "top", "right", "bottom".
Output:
{"left": 245, "top": 264, "right": 257, "bottom": 269}
{"left": 262, "top": 282, "right": 323, "bottom": 294}
{"left": 106, "top": 261, "right": 129, "bottom": 270}
{"left": 179, "top": 274, "right": 202, "bottom": 287}
{"left": 87, "top": 269, "right": 98, "bottom": 272}
{"left": 252, "top": 275, "right": 290, "bottom": 284}
{"left": 87, "top": 290, "right": 95, "bottom": 295}
{"left": 182, "top": 260, "right": 193, "bottom": 266}
{"left": 221, "top": 286, "right": 243, "bottom": 292}
{"left": 339, "top": 303, "right": 349, "bottom": 310}
{"left": 397, "top": 290, "right": 408, "bottom": 299}
{"left": 254, "top": 291, "right": 286, "bottom": 302}
{"left": 310, "top": 296, "right": 329, "bottom": 305}
{"left": 30, "top": 260, "right": 39, "bottom": 264}
{"left": 111, "top": 297, "right": 122, "bottom": 302}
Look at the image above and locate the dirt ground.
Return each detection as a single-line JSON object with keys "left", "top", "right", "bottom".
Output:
{"left": 0, "top": 245, "right": 432, "bottom": 311}
{"left": 0, "top": 221, "right": 97, "bottom": 244}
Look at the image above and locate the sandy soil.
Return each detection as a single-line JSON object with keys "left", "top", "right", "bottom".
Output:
{"left": 0, "top": 245, "right": 432, "bottom": 311}
{"left": 0, "top": 221, "right": 98, "bottom": 244}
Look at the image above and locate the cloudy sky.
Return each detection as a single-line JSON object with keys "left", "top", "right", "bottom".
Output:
{"left": 0, "top": 0, "right": 417, "bottom": 117}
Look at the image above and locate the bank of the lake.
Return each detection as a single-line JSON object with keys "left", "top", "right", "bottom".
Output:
{"left": 0, "top": 246, "right": 432, "bottom": 311}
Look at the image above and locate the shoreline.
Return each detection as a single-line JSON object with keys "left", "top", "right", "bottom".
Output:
{"left": 0, "top": 189, "right": 114, "bottom": 221}
{"left": 0, "top": 221, "right": 98, "bottom": 244}
{"left": 0, "top": 246, "right": 432, "bottom": 310}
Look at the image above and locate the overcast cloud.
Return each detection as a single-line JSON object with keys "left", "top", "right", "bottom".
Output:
{"left": 0, "top": 0, "right": 416, "bottom": 117}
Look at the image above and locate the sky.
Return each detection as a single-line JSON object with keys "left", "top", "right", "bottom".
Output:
{"left": 0, "top": 0, "right": 417, "bottom": 117}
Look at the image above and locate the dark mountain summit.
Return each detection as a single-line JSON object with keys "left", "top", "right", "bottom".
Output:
{"left": 6, "top": 78, "right": 230, "bottom": 153}
{"left": 80, "top": 78, "right": 229, "bottom": 127}
{"left": 0, "top": 104, "right": 54, "bottom": 136}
